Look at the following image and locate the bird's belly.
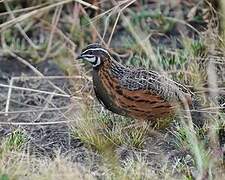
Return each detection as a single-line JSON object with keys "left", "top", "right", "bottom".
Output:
{"left": 112, "top": 88, "right": 176, "bottom": 121}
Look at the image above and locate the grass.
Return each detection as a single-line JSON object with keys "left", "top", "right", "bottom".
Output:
{"left": 2, "top": 129, "right": 27, "bottom": 152}
{"left": 70, "top": 106, "right": 150, "bottom": 174}
{"left": 0, "top": 150, "right": 95, "bottom": 180}
{"left": 72, "top": 109, "right": 149, "bottom": 149}
{"left": 0, "top": 0, "right": 225, "bottom": 179}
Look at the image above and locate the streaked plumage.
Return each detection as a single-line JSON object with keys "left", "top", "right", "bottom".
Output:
{"left": 77, "top": 43, "right": 192, "bottom": 122}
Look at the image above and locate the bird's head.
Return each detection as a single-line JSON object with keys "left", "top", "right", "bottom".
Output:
{"left": 77, "top": 43, "right": 111, "bottom": 68}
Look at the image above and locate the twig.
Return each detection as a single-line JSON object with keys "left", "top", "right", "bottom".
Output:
{"left": 41, "top": 5, "right": 62, "bottom": 61}
{"left": 0, "top": 3, "right": 46, "bottom": 16}
{"left": 37, "top": 18, "right": 77, "bottom": 56}
{"left": 0, "top": 83, "right": 70, "bottom": 98}
{"left": 33, "top": 91, "right": 55, "bottom": 122}
{"left": 5, "top": 78, "right": 13, "bottom": 116}
{"left": 0, "top": 107, "right": 70, "bottom": 115}
{"left": 6, "top": 50, "right": 68, "bottom": 95}
{"left": 107, "top": 11, "right": 120, "bottom": 46}
{"left": 4, "top": 1, "right": 39, "bottom": 49}
{"left": 81, "top": 7, "right": 107, "bottom": 47}
{"left": 9, "top": 75, "right": 87, "bottom": 80}
{"left": 0, "top": 120, "right": 74, "bottom": 126}
{"left": 0, "top": 0, "right": 98, "bottom": 31}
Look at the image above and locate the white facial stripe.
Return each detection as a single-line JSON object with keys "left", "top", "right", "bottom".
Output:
{"left": 84, "top": 56, "right": 95, "bottom": 63}
{"left": 93, "top": 57, "right": 101, "bottom": 67}
{"left": 84, "top": 56, "right": 101, "bottom": 67}
{"left": 82, "top": 47, "right": 110, "bottom": 57}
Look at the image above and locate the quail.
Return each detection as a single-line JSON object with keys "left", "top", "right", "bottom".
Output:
{"left": 77, "top": 43, "right": 192, "bottom": 123}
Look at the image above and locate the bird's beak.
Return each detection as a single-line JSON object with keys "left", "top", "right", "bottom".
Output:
{"left": 76, "top": 55, "right": 83, "bottom": 60}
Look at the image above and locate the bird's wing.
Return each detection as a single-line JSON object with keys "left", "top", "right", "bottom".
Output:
{"left": 120, "top": 69, "right": 192, "bottom": 103}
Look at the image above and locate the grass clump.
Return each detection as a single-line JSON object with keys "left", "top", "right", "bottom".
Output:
{"left": 72, "top": 107, "right": 149, "bottom": 149}
{"left": 71, "top": 107, "right": 150, "bottom": 174}
{"left": 0, "top": 151, "right": 94, "bottom": 180}
{"left": 0, "top": 129, "right": 27, "bottom": 157}
{"left": 111, "top": 155, "right": 172, "bottom": 180}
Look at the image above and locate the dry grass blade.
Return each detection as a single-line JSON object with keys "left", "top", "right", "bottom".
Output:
{"left": 75, "top": 0, "right": 99, "bottom": 10}
{"left": 0, "top": 0, "right": 98, "bottom": 31}
{"left": 0, "top": 120, "right": 74, "bottom": 126}
{"left": 81, "top": 7, "right": 107, "bottom": 47}
{"left": 5, "top": 50, "right": 68, "bottom": 95}
{"left": 0, "top": 3, "right": 47, "bottom": 16}
{"left": 5, "top": 78, "right": 13, "bottom": 116}
{"left": 0, "top": 83, "right": 71, "bottom": 98}
{"left": 41, "top": 5, "right": 62, "bottom": 61}
{"left": 0, "top": 107, "right": 69, "bottom": 115}
{"left": 3, "top": 1, "right": 39, "bottom": 49}
{"left": 107, "top": 0, "right": 136, "bottom": 46}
